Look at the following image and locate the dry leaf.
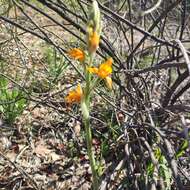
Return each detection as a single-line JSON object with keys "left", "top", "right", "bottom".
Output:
{"left": 74, "top": 122, "right": 81, "bottom": 136}
{"left": 34, "top": 142, "right": 52, "bottom": 157}
{"left": 6, "top": 151, "right": 17, "bottom": 162}
{"left": 50, "top": 152, "right": 61, "bottom": 161}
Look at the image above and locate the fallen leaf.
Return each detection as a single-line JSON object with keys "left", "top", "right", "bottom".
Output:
{"left": 6, "top": 151, "right": 17, "bottom": 162}
{"left": 74, "top": 122, "right": 81, "bottom": 136}
{"left": 50, "top": 152, "right": 61, "bottom": 161}
{"left": 34, "top": 142, "right": 52, "bottom": 157}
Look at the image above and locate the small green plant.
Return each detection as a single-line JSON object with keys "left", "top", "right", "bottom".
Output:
{"left": 43, "top": 46, "right": 69, "bottom": 84}
{"left": 0, "top": 76, "right": 27, "bottom": 125}
{"left": 147, "top": 147, "right": 172, "bottom": 190}
{"left": 137, "top": 54, "right": 153, "bottom": 69}
{"left": 176, "top": 139, "right": 189, "bottom": 158}
{"left": 159, "top": 156, "right": 172, "bottom": 190}
{"left": 101, "top": 139, "right": 110, "bottom": 158}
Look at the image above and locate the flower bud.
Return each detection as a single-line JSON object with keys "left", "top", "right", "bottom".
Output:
{"left": 105, "top": 76, "right": 112, "bottom": 90}
{"left": 87, "top": 0, "right": 101, "bottom": 53}
{"left": 81, "top": 101, "right": 89, "bottom": 120}
{"left": 92, "top": 0, "right": 101, "bottom": 34}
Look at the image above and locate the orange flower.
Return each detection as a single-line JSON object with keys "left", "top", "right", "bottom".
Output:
{"left": 65, "top": 84, "right": 83, "bottom": 104}
{"left": 68, "top": 48, "right": 85, "bottom": 62}
{"left": 88, "top": 58, "right": 113, "bottom": 79}
{"left": 88, "top": 31, "right": 100, "bottom": 53}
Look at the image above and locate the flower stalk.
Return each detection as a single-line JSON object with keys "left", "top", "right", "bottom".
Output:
{"left": 65, "top": 1, "right": 113, "bottom": 189}
{"left": 83, "top": 53, "right": 99, "bottom": 189}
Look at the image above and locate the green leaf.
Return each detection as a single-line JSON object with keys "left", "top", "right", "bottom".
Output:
{"left": 176, "top": 140, "right": 189, "bottom": 158}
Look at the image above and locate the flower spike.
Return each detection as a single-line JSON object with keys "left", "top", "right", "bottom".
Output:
{"left": 87, "top": 0, "right": 101, "bottom": 53}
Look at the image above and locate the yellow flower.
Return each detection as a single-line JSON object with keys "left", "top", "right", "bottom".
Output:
{"left": 68, "top": 48, "right": 85, "bottom": 62}
{"left": 65, "top": 84, "right": 83, "bottom": 104}
{"left": 88, "top": 31, "right": 100, "bottom": 53}
{"left": 88, "top": 58, "right": 113, "bottom": 79}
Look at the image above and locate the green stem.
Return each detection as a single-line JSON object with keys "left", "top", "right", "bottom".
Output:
{"left": 82, "top": 53, "right": 99, "bottom": 190}
{"left": 84, "top": 116, "right": 99, "bottom": 190}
